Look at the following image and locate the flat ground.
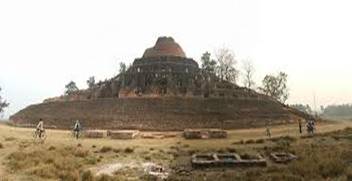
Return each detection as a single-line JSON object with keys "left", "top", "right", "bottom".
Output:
{"left": 0, "top": 120, "right": 351, "bottom": 180}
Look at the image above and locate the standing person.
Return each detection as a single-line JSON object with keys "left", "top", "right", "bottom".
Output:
{"left": 265, "top": 122, "right": 271, "bottom": 138}
{"left": 311, "top": 119, "right": 316, "bottom": 134}
{"left": 298, "top": 119, "right": 302, "bottom": 134}
{"left": 73, "top": 120, "right": 81, "bottom": 139}
{"left": 36, "top": 118, "right": 45, "bottom": 138}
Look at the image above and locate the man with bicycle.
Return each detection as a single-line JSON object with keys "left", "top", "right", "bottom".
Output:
{"left": 36, "top": 118, "right": 45, "bottom": 138}
{"left": 306, "top": 119, "right": 315, "bottom": 135}
{"left": 73, "top": 120, "right": 81, "bottom": 139}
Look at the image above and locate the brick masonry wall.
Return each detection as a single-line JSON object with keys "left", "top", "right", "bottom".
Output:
{"left": 10, "top": 97, "right": 299, "bottom": 131}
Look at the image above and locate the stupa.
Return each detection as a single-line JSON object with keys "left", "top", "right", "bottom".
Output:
{"left": 10, "top": 37, "right": 308, "bottom": 130}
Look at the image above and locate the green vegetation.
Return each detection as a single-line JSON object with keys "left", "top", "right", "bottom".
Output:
{"left": 290, "top": 104, "right": 313, "bottom": 115}
{"left": 199, "top": 48, "right": 240, "bottom": 84}
{"left": 259, "top": 72, "right": 289, "bottom": 103}
{"left": 64, "top": 81, "right": 79, "bottom": 95}
{"left": 321, "top": 104, "right": 352, "bottom": 120}
{"left": 200, "top": 51, "right": 217, "bottom": 75}
{"left": 0, "top": 86, "right": 9, "bottom": 113}
{"left": 291, "top": 103, "right": 352, "bottom": 120}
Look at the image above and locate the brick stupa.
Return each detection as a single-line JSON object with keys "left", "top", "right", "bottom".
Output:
{"left": 10, "top": 37, "right": 309, "bottom": 130}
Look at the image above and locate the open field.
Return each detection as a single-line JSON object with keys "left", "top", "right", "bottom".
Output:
{"left": 0, "top": 120, "right": 351, "bottom": 180}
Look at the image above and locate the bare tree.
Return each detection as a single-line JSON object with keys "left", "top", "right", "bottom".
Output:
{"left": 241, "top": 58, "right": 255, "bottom": 89}
{"left": 87, "top": 76, "right": 95, "bottom": 89}
{"left": 215, "top": 48, "right": 239, "bottom": 83}
{"left": 119, "top": 62, "right": 127, "bottom": 74}
{"left": 0, "top": 87, "right": 9, "bottom": 114}
{"left": 119, "top": 62, "right": 127, "bottom": 87}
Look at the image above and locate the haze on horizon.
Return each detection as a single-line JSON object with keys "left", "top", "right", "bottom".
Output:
{"left": 1, "top": 0, "right": 352, "bottom": 118}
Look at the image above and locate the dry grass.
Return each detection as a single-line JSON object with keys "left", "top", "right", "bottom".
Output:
{"left": 168, "top": 127, "right": 352, "bottom": 180}
{"left": 6, "top": 146, "right": 92, "bottom": 180}
{"left": 0, "top": 121, "right": 351, "bottom": 180}
{"left": 81, "top": 170, "right": 95, "bottom": 181}
{"left": 4, "top": 137, "right": 16, "bottom": 142}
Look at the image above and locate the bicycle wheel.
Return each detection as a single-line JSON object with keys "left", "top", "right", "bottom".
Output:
{"left": 32, "top": 130, "right": 38, "bottom": 139}
{"left": 41, "top": 131, "right": 47, "bottom": 141}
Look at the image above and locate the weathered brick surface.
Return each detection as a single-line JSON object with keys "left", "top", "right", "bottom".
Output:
{"left": 208, "top": 129, "right": 227, "bottom": 138}
{"left": 84, "top": 130, "right": 105, "bottom": 138}
{"left": 184, "top": 129, "right": 227, "bottom": 139}
{"left": 270, "top": 152, "right": 298, "bottom": 163}
{"left": 109, "top": 130, "right": 139, "bottom": 139}
{"left": 143, "top": 36, "right": 186, "bottom": 58}
{"left": 191, "top": 153, "right": 267, "bottom": 168}
{"left": 141, "top": 132, "right": 178, "bottom": 139}
{"left": 183, "top": 129, "right": 203, "bottom": 139}
{"left": 10, "top": 97, "right": 299, "bottom": 131}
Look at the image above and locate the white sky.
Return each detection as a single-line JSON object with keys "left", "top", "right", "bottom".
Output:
{"left": 1, "top": 0, "right": 352, "bottom": 118}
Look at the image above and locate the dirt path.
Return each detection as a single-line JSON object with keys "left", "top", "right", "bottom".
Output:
{"left": 0, "top": 120, "right": 350, "bottom": 152}
{"left": 227, "top": 120, "right": 352, "bottom": 140}
{"left": 1, "top": 120, "right": 351, "bottom": 143}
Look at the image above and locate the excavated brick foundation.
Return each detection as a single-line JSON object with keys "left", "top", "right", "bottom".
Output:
{"left": 191, "top": 153, "right": 267, "bottom": 168}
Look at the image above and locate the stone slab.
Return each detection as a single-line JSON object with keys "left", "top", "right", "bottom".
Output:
{"left": 109, "top": 130, "right": 140, "bottom": 139}
{"left": 270, "top": 152, "right": 298, "bottom": 163}
{"left": 184, "top": 129, "right": 227, "bottom": 139}
{"left": 84, "top": 130, "right": 105, "bottom": 138}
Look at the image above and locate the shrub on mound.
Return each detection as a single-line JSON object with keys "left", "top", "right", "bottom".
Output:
{"left": 100, "top": 146, "right": 112, "bottom": 153}
{"left": 124, "top": 147, "right": 134, "bottom": 153}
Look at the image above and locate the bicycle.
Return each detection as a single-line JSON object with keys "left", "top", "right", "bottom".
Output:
{"left": 71, "top": 128, "right": 83, "bottom": 139}
{"left": 33, "top": 129, "right": 47, "bottom": 142}
{"left": 307, "top": 125, "right": 315, "bottom": 135}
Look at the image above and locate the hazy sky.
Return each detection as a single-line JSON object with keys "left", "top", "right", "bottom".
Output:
{"left": 1, "top": 0, "right": 352, "bottom": 118}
